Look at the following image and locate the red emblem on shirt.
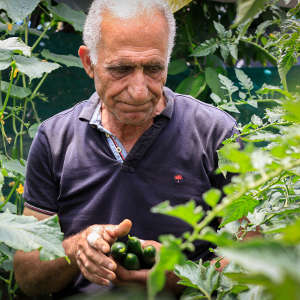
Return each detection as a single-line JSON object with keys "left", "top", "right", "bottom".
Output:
{"left": 174, "top": 174, "right": 183, "bottom": 183}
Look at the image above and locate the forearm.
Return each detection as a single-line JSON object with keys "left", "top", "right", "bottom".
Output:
{"left": 14, "top": 234, "right": 80, "bottom": 296}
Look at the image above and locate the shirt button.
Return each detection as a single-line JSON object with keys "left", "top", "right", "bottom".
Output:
{"left": 116, "top": 147, "right": 122, "bottom": 153}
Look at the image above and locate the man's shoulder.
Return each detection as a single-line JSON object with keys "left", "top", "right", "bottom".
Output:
{"left": 168, "top": 88, "right": 236, "bottom": 128}
{"left": 39, "top": 92, "right": 98, "bottom": 134}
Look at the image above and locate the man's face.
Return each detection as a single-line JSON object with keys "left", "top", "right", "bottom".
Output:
{"left": 91, "top": 11, "right": 169, "bottom": 126}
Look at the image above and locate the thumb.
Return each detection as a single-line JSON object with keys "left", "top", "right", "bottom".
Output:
{"left": 107, "top": 219, "right": 132, "bottom": 238}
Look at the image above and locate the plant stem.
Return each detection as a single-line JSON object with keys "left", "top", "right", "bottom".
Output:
{"left": 24, "top": 18, "right": 29, "bottom": 45}
{"left": 182, "top": 159, "right": 300, "bottom": 247}
{"left": 0, "top": 179, "right": 20, "bottom": 211}
{"left": 240, "top": 38, "right": 278, "bottom": 66}
{"left": 0, "top": 69, "right": 14, "bottom": 118}
{"left": 31, "top": 21, "right": 52, "bottom": 52}
{"left": 184, "top": 22, "right": 202, "bottom": 72}
{"left": 0, "top": 71, "right": 2, "bottom": 106}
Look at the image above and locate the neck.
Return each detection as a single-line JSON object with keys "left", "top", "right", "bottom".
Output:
{"left": 101, "top": 96, "right": 166, "bottom": 152}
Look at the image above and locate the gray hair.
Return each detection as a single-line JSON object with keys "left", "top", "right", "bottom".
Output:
{"left": 83, "top": 0, "right": 176, "bottom": 65}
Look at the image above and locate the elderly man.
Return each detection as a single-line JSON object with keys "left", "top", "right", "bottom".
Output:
{"left": 14, "top": 0, "right": 238, "bottom": 298}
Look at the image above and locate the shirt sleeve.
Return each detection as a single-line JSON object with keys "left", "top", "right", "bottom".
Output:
{"left": 23, "top": 125, "right": 58, "bottom": 215}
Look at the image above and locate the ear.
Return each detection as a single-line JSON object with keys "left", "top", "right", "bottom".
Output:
{"left": 78, "top": 45, "right": 94, "bottom": 79}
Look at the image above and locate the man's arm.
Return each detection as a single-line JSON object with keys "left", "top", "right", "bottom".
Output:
{"left": 14, "top": 208, "right": 132, "bottom": 296}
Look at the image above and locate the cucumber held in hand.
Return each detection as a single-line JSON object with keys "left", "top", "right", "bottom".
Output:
{"left": 111, "top": 241, "right": 127, "bottom": 262}
{"left": 127, "top": 235, "right": 143, "bottom": 258}
{"left": 123, "top": 253, "right": 140, "bottom": 270}
{"left": 142, "top": 245, "right": 156, "bottom": 268}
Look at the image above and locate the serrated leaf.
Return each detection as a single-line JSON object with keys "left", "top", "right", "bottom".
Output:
{"left": 191, "top": 39, "right": 218, "bottom": 57}
{"left": 220, "top": 103, "right": 240, "bottom": 114}
{"left": 256, "top": 20, "right": 274, "bottom": 37}
{"left": 0, "top": 211, "right": 65, "bottom": 261}
{"left": 219, "top": 74, "right": 239, "bottom": 96}
{"left": 176, "top": 74, "right": 206, "bottom": 98}
{"left": 0, "top": 81, "right": 31, "bottom": 99}
{"left": 251, "top": 150, "right": 273, "bottom": 171}
{"left": 219, "top": 195, "right": 259, "bottom": 226}
{"left": 151, "top": 200, "right": 203, "bottom": 227}
{"left": 0, "top": 37, "right": 31, "bottom": 56}
{"left": 148, "top": 237, "right": 185, "bottom": 299}
{"left": 250, "top": 115, "right": 263, "bottom": 126}
{"left": 213, "top": 21, "right": 226, "bottom": 38}
{"left": 14, "top": 55, "right": 60, "bottom": 79}
{"left": 210, "top": 93, "right": 222, "bottom": 104}
{"left": 235, "top": 69, "right": 253, "bottom": 91}
{"left": 220, "top": 43, "right": 230, "bottom": 61}
{"left": 278, "top": 50, "right": 297, "bottom": 89}
{"left": 175, "top": 261, "right": 220, "bottom": 296}
{"left": 234, "top": 0, "right": 268, "bottom": 27}
{"left": 203, "top": 189, "right": 221, "bottom": 208}
{"left": 41, "top": 49, "right": 83, "bottom": 68}
{"left": 228, "top": 43, "right": 238, "bottom": 60}
{"left": 198, "top": 228, "right": 234, "bottom": 247}
{"left": 166, "top": 0, "right": 193, "bottom": 13}
{"left": 0, "top": 0, "right": 40, "bottom": 23}
{"left": 168, "top": 59, "right": 188, "bottom": 75}
{"left": 48, "top": 2, "right": 86, "bottom": 32}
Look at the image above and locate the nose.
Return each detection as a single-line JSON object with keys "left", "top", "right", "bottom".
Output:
{"left": 128, "top": 69, "right": 149, "bottom": 103}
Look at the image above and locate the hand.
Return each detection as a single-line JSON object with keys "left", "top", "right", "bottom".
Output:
{"left": 75, "top": 219, "right": 132, "bottom": 286}
{"left": 113, "top": 239, "right": 161, "bottom": 286}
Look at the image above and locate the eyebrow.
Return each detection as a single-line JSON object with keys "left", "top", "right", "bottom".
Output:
{"left": 105, "top": 60, "right": 165, "bottom": 68}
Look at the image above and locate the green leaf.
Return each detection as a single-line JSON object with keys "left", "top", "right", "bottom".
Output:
{"left": 168, "top": 59, "right": 188, "bottom": 75}
{"left": 0, "top": 0, "right": 40, "bottom": 22}
{"left": 0, "top": 81, "right": 31, "bottom": 99}
{"left": 219, "top": 195, "right": 259, "bottom": 227}
{"left": 176, "top": 74, "right": 206, "bottom": 98}
{"left": 41, "top": 49, "right": 83, "bottom": 68}
{"left": 2, "top": 158, "right": 26, "bottom": 177}
{"left": 218, "top": 240, "right": 300, "bottom": 283}
{"left": 203, "top": 189, "right": 221, "bottom": 208}
{"left": 210, "top": 93, "right": 222, "bottom": 105}
{"left": 0, "top": 37, "right": 31, "bottom": 56}
{"left": 0, "top": 51, "right": 12, "bottom": 70}
{"left": 281, "top": 218, "right": 300, "bottom": 245}
{"left": 233, "top": 0, "right": 268, "bottom": 27}
{"left": 278, "top": 50, "right": 297, "bottom": 90}
{"left": 284, "top": 97, "right": 300, "bottom": 123}
{"left": 205, "top": 67, "right": 226, "bottom": 98}
{"left": 28, "top": 123, "right": 39, "bottom": 139}
{"left": 191, "top": 39, "right": 219, "bottom": 57}
{"left": 198, "top": 228, "right": 234, "bottom": 247}
{"left": 219, "top": 74, "right": 238, "bottom": 97}
{"left": 14, "top": 55, "right": 60, "bottom": 79}
{"left": 220, "top": 103, "right": 240, "bottom": 114}
{"left": 250, "top": 115, "right": 263, "bottom": 126}
{"left": 48, "top": 2, "right": 86, "bottom": 32}
{"left": 175, "top": 261, "right": 220, "bottom": 296}
{"left": 235, "top": 69, "right": 253, "bottom": 92}
{"left": 0, "top": 211, "right": 66, "bottom": 261}
{"left": 220, "top": 43, "right": 230, "bottom": 61}
{"left": 213, "top": 21, "right": 226, "bottom": 38}
{"left": 148, "top": 236, "right": 185, "bottom": 299}
{"left": 151, "top": 200, "right": 203, "bottom": 227}
{"left": 217, "top": 143, "right": 253, "bottom": 174}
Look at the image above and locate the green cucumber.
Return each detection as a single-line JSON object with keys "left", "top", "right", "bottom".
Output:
{"left": 111, "top": 241, "right": 127, "bottom": 262}
{"left": 127, "top": 235, "right": 143, "bottom": 258}
{"left": 142, "top": 245, "right": 156, "bottom": 268}
{"left": 123, "top": 253, "right": 140, "bottom": 270}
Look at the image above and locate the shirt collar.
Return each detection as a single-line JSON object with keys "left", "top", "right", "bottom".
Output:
{"left": 79, "top": 86, "right": 175, "bottom": 122}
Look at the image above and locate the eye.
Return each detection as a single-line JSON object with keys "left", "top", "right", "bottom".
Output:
{"left": 108, "top": 66, "right": 133, "bottom": 78}
{"left": 144, "top": 65, "right": 164, "bottom": 76}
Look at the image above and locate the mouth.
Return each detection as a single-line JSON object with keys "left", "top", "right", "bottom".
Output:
{"left": 116, "top": 101, "right": 153, "bottom": 112}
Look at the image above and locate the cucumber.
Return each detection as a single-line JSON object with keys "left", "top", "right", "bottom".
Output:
{"left": 123, "top": 253, "right": 140, "bottom": 270}
{"left": 127, "top": 235, "right": 143, "bottom": 258}
{"left": 111, "top": 241, "right": 127, "bottom": 262}
{"left": 142, "top": 245, "right": 156, "bottom": 268}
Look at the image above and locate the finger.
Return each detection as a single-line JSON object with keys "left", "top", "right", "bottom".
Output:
{"left": 115, "top": 264, "right": 148, "bottom": 284}
{"left": 106, "top": 219, "right": 132, "bottom": 239}
{"left": 77, "top": 248, "right": 117, "bottom": 282}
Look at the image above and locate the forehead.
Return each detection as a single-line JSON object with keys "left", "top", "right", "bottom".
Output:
{"left": 98, "top": 10, "right": 169, "bottom": 62}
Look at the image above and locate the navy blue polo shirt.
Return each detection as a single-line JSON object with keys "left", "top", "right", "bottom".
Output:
{"left": 24, "top": 87, "right": 238, "bottom": 297}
